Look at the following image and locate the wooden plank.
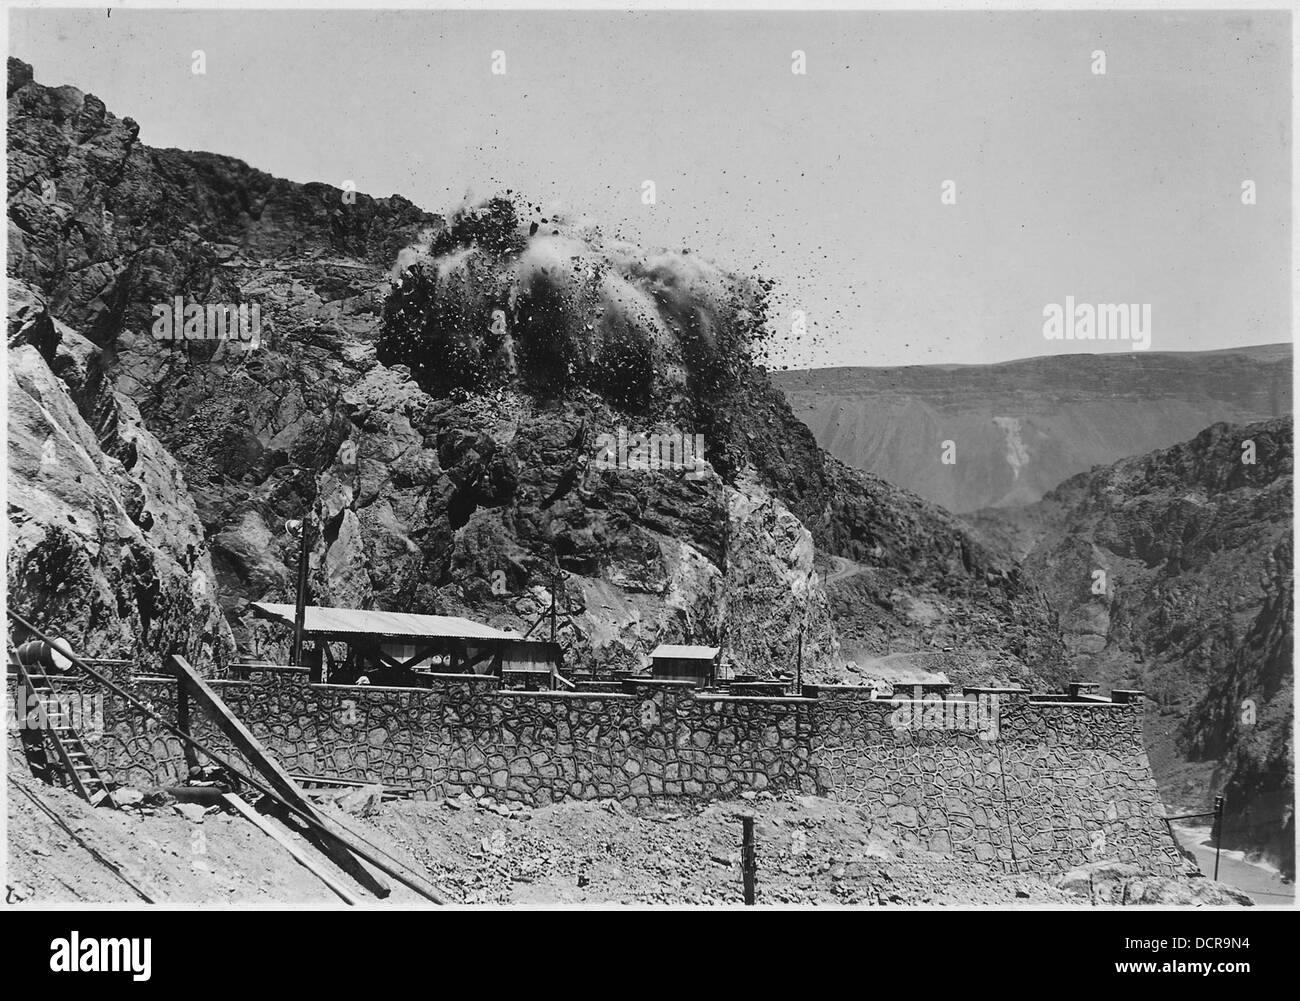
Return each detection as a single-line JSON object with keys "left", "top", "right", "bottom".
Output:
{"left": 168, "top": 655, "right": 390, "bottom": 898}
{"left": 290, "top": 773, "right": 418, "bottom": 793}
{"left": 315, "top": 803, "right": 456, "bottom": 904}
{"left": 222, "top": 793, "right": 360, "bottom": 905}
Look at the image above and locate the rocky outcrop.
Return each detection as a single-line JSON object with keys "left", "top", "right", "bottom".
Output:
{"left": 1052, "top": 861, "right": 1254, "bottom": 906}
{"left": 723, "top": 477, "right": 839, "bottom": 680}
{"left": 6, "top": 57, "right": 434, "bottom": 346}
{"left": 6, "top": 281, "right": 232, "bottom": 668}
{"left": 1183, "top": 534, "right": 1294, "bottom": 878}
{"left": 1003, "top": 418, "right": 1293, "bottom": 877}
{"left": 820, "top": 455, "right": 1066, "bottom": 689}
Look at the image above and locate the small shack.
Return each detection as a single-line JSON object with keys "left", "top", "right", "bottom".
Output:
{"left": 249, "top": 602, "right": 561, "bottom": 689}
{"left": 649, "top": 644, "right": 720, "bottom": 688}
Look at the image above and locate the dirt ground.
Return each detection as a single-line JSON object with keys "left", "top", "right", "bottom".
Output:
{"left": 5, "top": 771, "right": 430, "bottom": 906}
{"left": 7, "top": 769, "right": 1085, "bottom": 907}
{"left": 369, "top": 791, "right": 1083, "bottom": 906}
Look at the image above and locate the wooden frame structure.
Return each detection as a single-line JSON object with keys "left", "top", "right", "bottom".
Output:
{"left": 649, "top": 643, "right": 721, "bottom": 688}
{"left": 249, "top": 602, "right": 562, "bottom": 688}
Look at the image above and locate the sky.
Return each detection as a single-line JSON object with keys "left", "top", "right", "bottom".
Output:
{"left": 7, "top": 7, "right": 1292, "bottom": 368}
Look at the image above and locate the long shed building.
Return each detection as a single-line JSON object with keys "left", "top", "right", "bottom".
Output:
{"left": 249, "top": 602, "right": 561, "bottom": 689}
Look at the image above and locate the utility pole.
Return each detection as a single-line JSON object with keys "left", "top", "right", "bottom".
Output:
{"left": 796, "top": 625, "right": 803, "bottom": 696}
{"left": 288, "top": 417, "right": 339, "bottom": 669}
{"left": 290, "top": 517, "right": 312, "bottom": 667}
{"left": 1213, "top": 795, "right": 1225, "bottom": 881}
{"left": 550, "top": 565, "right": 560, "bottom": 644}
{"left": 795, "top": 567, "right": 813, "bottom": 697}
{"left": 719, "top": 481, "right": 729, "bottom": 685}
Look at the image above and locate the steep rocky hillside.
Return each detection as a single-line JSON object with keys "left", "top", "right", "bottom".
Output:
{"left": 817, "top": 457, "right": 1063, "bottom": 688}
{"left": 7, "top": 279, "right": 232, "bottom": 670}
{"left": 6, "top": 58, "right": 1063, "bottom": 688}
{"left": 774, "top": 348, "right": 1292, "bottom": 513}
{"left": 987, "top": 419, "right": 1293, "bottom": 877}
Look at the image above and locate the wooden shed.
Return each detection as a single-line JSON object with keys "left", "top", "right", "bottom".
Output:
{"left": 649, "top": 644, "right": 720, "bottom": 687}
{"left": 249, "top": 602, "right": 561, "bottom": 689}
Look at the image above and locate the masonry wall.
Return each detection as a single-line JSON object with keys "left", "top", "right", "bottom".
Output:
{"left": 6, "top": 668, "right": 1188, "bottom": 876}
{"left": 810, "top": 686, "right": 1183, "bottom": 873}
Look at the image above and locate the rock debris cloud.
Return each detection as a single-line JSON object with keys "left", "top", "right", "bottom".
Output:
{"left": 379, "top": 195, "right": 775, "bottom": 411}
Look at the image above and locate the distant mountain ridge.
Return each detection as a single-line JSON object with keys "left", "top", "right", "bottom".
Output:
{"left": 773, "top": 345, "right": 1292, "bottom": 513}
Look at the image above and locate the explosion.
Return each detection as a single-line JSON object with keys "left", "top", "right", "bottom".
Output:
{"left": 378, "top": 195, "right": 775, "bottom": 414}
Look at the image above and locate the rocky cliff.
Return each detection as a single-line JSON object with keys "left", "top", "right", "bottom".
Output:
{"left": 982, "top": 418, "right": 1293, "bottom": 877}
{"left": 6, "top": 58, "right": 1064, "bottom": 689}
{"left": 7, "top": 279, "right": 232, "bottom": 669}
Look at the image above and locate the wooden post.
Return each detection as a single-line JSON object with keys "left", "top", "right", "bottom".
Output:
{"left": 796, "top": 625, "right": 804, "bottom": 696}
{"left": 741, "top": 814, "right": 757, "bottom": 905}
{"left": 168, "top": 655, "right": 390, "bottom": 898}
{"left": 175, "top": 685, "right": 201, "bottom": 778}
{"left": 1214, "top": 795, "right": 1225, "bottom": 880}
{"left": 550, "top": 569, "right": 559, "bottom": 644}
{"left": 223, "top": 793, "right": 360, "bottom": 905}
{"left": 291, "top": 519, "right": 311, "bottom": 667}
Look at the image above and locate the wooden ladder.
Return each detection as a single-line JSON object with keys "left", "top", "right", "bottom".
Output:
{"left": 12, "top": 657, "right": 115, "bottom": 808}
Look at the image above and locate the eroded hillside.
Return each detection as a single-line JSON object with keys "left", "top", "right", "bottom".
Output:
{"left": 775, "top": 348, "right": 1291, "bottom": 514}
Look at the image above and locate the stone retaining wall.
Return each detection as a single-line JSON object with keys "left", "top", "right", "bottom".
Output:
{"left": 6, "top": 668, "right": 1188, "bottom": 875}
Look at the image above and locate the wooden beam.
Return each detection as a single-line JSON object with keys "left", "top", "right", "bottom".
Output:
{"left": 222, "top": 793, "right": 360, "bottom": 905}
{"left": 460, "top": 645, "right": 496, "bottom": 672}
{"left": 6, "top": 615, "right": 455, "bottom": 906}
{"left": 398, "top": 644, "right": 441, "bottom": 670}
{"left": 290, "top": 773, "right": 419, "bottom": 794}
{"left": 175, "top": 685, "right": 201, "bottom": 776}
{"left": 168, "top": 655, "right": 390, "bottom": 898}
{"left": 315, "top": 804, "right": 455, "bottom": 904}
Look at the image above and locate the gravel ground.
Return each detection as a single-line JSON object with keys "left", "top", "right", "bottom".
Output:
{"left": 11, "top": 769, "right": 1239, "bottom": 907}
{"left": 367, "top": 791, "right": 1079, "bottom": 906}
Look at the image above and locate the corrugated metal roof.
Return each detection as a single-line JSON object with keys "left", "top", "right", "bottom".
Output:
{"left": 250, "top": 603, "right": 523, "bottom": 641}
{"left": 650, "top": 644, "right": 720, "bottom": 660}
